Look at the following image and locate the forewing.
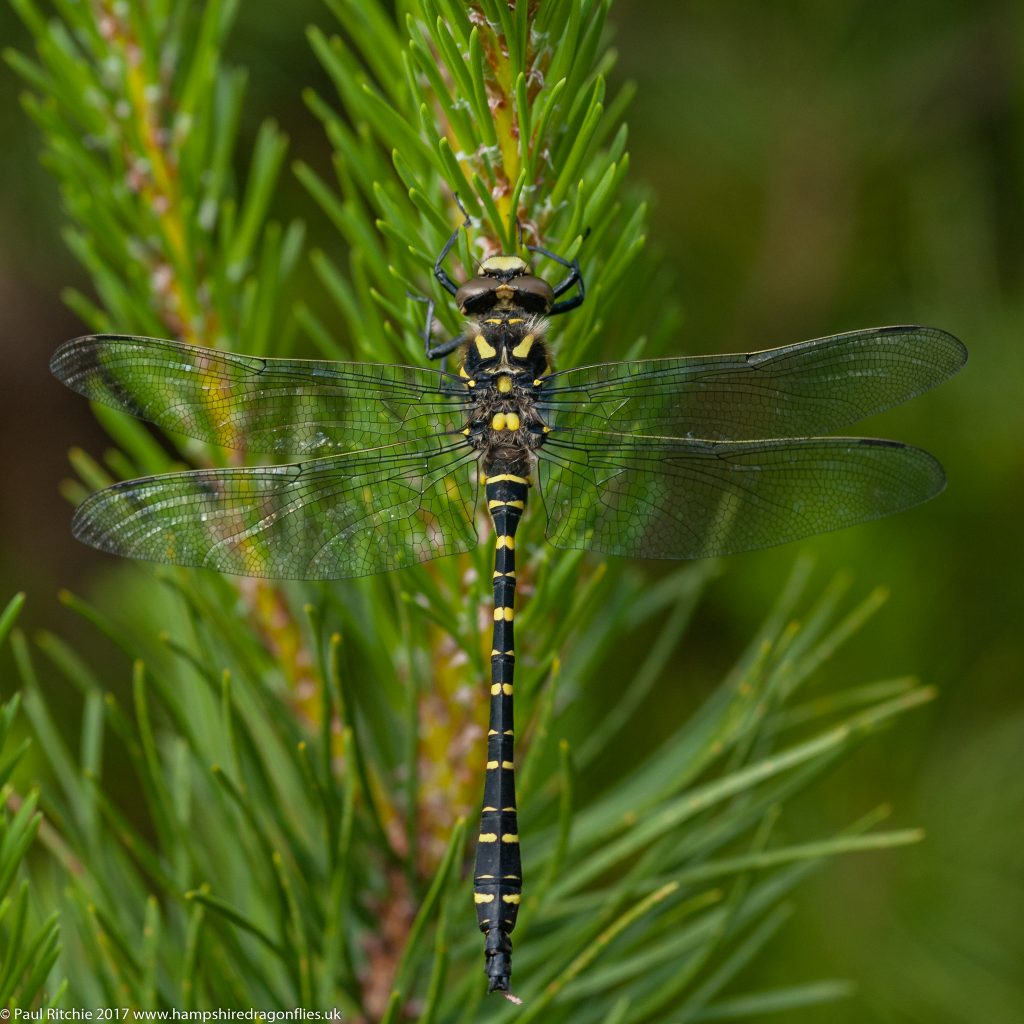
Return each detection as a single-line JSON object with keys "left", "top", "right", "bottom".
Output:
{"left": 72, "top": 437, "right": 480, "bottom": 579}
{"left": 537, "top": 430, "right": 946, "bottom": 560}
{"left": 51, "top": 334, "right": 469, "bottom": 456}
{"left": 539, "top": 326, "right": 966, "bottom": 439}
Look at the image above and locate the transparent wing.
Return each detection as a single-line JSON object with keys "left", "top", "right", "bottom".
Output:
{"left": 538, "top": 326, "right": 966, "bottom": 439}
{"left": 72, "top": 437, "right": 480, "bottom": 579}
{"left": 537, "top": 429, "right": 946, "bottom": 560}
{"left": 51, "top": 334, "right": 471, "bottom": 456}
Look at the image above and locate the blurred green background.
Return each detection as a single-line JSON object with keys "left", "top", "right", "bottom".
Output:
{"left": 1, "top": 1, "right": 1020, "bottom": 1021}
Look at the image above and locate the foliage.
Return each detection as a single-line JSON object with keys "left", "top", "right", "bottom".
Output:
{"left": 0, "top": 595, "right": 63, "bottom": 1009}
{"left": 4, "top": 0, "right": 934, "bottom": 1018}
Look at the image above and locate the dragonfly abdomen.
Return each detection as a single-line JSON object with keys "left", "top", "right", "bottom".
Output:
{"left": 474, "top": 468, "right": 528, "bottom": 993}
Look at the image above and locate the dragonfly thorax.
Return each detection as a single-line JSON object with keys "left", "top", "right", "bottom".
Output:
{"left": 460, "top": 313, "right": 551, "bottom": 381}
{"left": 460, "top": 318, "right": 549, "bottom": 469}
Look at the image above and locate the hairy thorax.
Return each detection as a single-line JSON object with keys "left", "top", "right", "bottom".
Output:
{"left": 459, "top": 311, "right": 552, "bottom": 476}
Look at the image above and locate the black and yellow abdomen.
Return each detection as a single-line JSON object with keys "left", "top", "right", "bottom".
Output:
{"left": 473, "top": 468, "right": 529, "bottom": 991}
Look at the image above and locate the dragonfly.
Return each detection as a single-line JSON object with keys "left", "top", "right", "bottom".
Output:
{"left": 51, "top": 214, "right": 966, "bottom": 994}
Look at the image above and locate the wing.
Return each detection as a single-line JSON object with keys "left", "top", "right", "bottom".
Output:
{"left": 71, "top": 437, "right": 480, "bottom": 579}
{"left": 537, "top": 429, "right": 945, "bottom": 560}
{"left": 51, "top": 334, "right": 471, "bottom": 456}
{"left": 538, "top": 326, "right": 966, "bottom": 440}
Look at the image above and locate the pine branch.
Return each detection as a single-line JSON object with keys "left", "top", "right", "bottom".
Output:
{"left": 5, "top": 1, "right": 933, "bottom": 1018}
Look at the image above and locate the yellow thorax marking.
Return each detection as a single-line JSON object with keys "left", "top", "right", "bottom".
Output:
{"left": 491, "top": 412, "right": 507, "bottom": 431}
{"left": 511, "top": 333, "right": 535, "bottom": 358}
{"left": 497, "top": 375, "right": 513, "bottom": 394}
{"left": 474, "top": 334, "right": 497, "bottom": 359}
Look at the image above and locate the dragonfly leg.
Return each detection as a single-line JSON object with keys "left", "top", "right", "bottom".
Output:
{"left": 408, "top": 292, "right": 464, "bottom": 369}
{"left": 526, "top": 238, "right": 586, "bottom": 315}
{"left": 434, "top": 193, "right": 473, "bottom": 297}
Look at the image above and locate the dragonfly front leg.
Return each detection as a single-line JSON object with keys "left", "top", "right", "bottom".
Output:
{"left": 434, "top": 192, "right": 472, "bottom": 297}
{"left": 526, "top": 238, "right": 586, "bottom": 316}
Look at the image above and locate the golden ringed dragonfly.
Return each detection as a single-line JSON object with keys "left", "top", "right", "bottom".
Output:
{"left": 51, "top": 215, "right": 966, "bottom": 994}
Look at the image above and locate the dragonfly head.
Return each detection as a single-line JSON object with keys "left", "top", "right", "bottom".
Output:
{"left": 456, "top": 255, "right": 555, "bottom": 315}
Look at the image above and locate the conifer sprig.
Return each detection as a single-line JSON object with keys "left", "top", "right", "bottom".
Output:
{"left": 4, "top": 2, "right": 930, "bottom": 1018}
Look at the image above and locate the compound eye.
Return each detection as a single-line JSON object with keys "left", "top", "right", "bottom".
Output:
{"left": 514, "top": 275, "right": 555, "bottom": 313}
{"left": 456, "top": 277, "right": 497, "bottom": 314}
